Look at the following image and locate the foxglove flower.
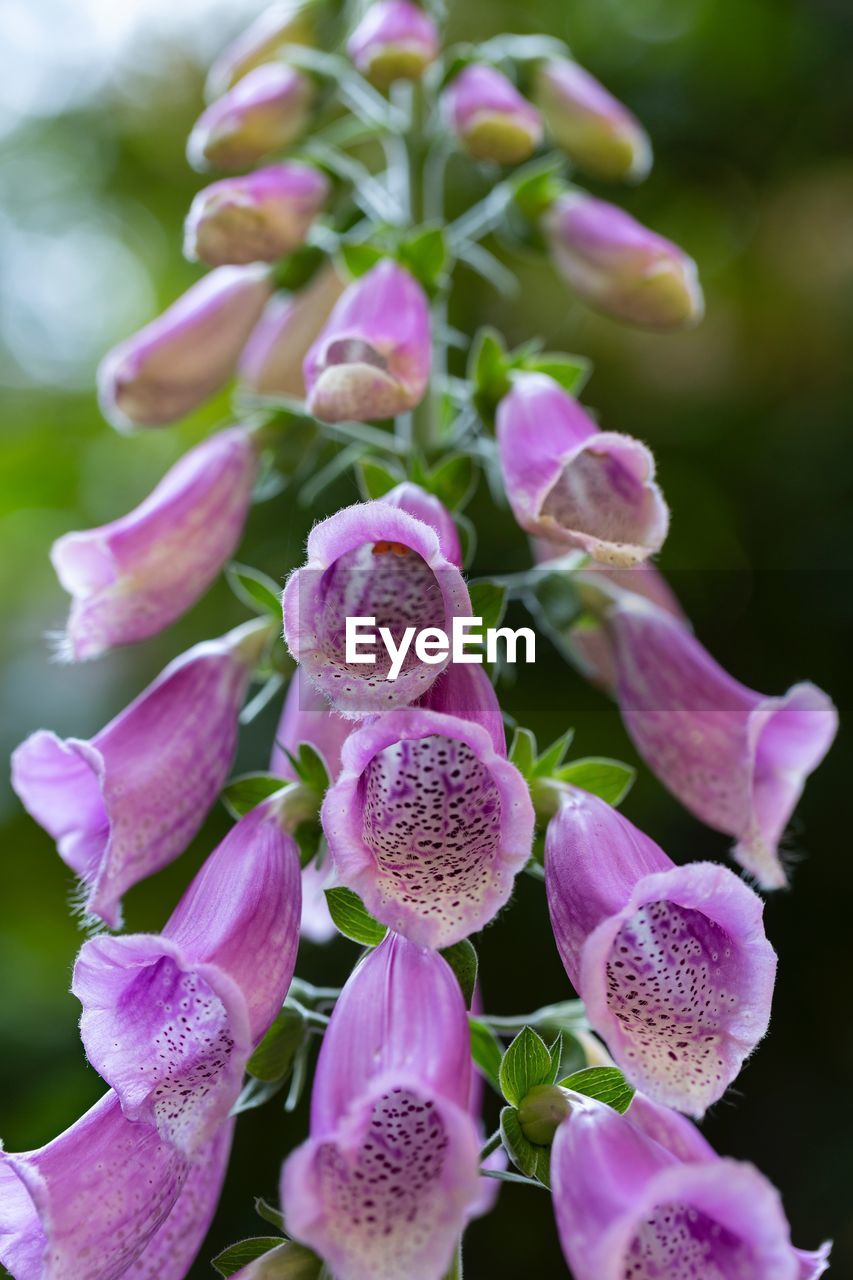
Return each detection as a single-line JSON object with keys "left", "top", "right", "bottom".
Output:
{"left": 545, "top": 191, "right": 704, "bottom": 330}
{"left": 98, "top": 265, "right": 272, "bottom": 430}
{"left": 443, "top": 65, "right": 543, "bottom": 165}
{"left": 347, "top": 1, "right": 440, "bottom": 89}
{"left": 545, "top": 787, "right": 776, "bottom": 1115}
{"left": 73, "top": 797, "right": 302, "bottom": 1152}
{"left": 535, "top": 57, "right": 651, "bottom": 182}
{"left": 188, "top": 64, "right": 315, "bottom": 173}
{"left": 302, "top": 260, "right": 431, "bottom": 422}
{"left": 51, "top": 427, "right": 258, "bottom": 659}
{"left": 322, "top": 704, "right": 534, "bottom": 947}
{"left": 419, "top": 660, "right": 506, "bottom": 755}
{"left": 496, "top": 373, "right": 669, "bottom": 565}
{"left": 551, "top": 1090, "right": 831, "bottom": 1279}
{"left": 381, "top": 480, "right": 462, "bottom": 566}
{"left": 281, "top": 934, "right": 482, "bottom": 1280}
{"left": 0, "top": 1092, "right": 234, "bottom": 1280}
{"left": 11, "top": 620, "right": 270, "bottom": 927}
{"left": 601, "top": 592, "right": 839, "bottom": 887}
{"left": 184, "top": 164, "right": 330, "bottom": 267}
{"left": 238, "top": 266, "right": 346, "bottom": 398}
{"left": 206, "top": 1, "right": 318, "bottom": 100}
{"left": 283, "top": 498, "right": 470, "bottom": 715}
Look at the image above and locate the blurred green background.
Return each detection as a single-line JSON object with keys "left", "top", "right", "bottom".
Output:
{"left": 1, "top": 0, "right": 851, "bottom": 1274}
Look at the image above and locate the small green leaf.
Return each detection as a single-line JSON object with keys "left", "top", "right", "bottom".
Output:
{"left": 399, "top": 224, "right": 448, "bottom": 290}
{"left": 232, "top": 1077, "right": 286, "bottom": 1115}
{"left": 440, "top": 939, "right": 478, "bottom": 1008}
{"left": 227, "top": 563, "right": 282, "bottom": 620}
{"left": 274, "top": 244, "right": 327, "bottom": 292}
{"left": 508, "top": 727, "right": 537, "bottom": 779}
{"left": 247, "top": 1006, "right": 306, "bottom": 1084}
{"left": 499, "top": 1027, "right": 553, "bottom": 1107}
{"left": 293, "top": 817, "right": 323, "bottom": 869}
{"left": 324, "top": 888, "right": 388, "bottom": 946}
{"left": 339, "top": 242, "right": 386, "bottom": 279}
{"left": 254, "top": 1197, "right": 286, "bottom": 1232}
{"left": 500, "top": 1106, "right": 551, "bottom": 1187}
{"left": 560, "top": 1066, "right": 636, "bottom": 1115}
{"left": 547, "top": 1035, "right": 563, "bottom": 1085}
{"left": 468, "top": 580, "right": 508, "bottom": 634}
{"left": 468, "top": 1016, "right": 504, "bottom": 1095}
{"left": 425, "top": 454, "right": 477, "bottom": 512}
{"left": 469, "top": 327, "right": 511, "bottom": 422}
{"left": 222, "top": 774, "right": 287, "bottom": 821}
{"left": 510, "top": 157, "right": 567, "bottom": 221}
{"left": 356, "top": 457, "right": 404, "bottom": 500}
{"left": 517, "top": 353, "right": 591, "bottom": 396}
{"left": 532, "top": 728, "right": 575, "bottom": 778}
{"left": 554, "top": 757, "right": 636, "bottom": 806}
{"left": 283, "top": 743, "right": 331, "bottom": 797}
{"left": 212, "top": 1238, "right": 285, "bottom": 1278}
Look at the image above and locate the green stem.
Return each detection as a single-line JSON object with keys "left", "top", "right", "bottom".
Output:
{"left": 479, "top": 1129, "right": 503, "bottom": 1161}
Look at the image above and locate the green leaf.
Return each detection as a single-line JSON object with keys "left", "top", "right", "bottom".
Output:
{"left": 469, "top": 327, "right": 511, "bottom": 422}
{"left": 324, "top": 888, "right": 388, "bottom": 946}
{"left": 499, "top": 1106, "right": 551, "bottom": 1187}
{"left": 440, "top": 939, "right": 478, "bottom": 1008}
{"left": 221, "top": 774, "right": 286, "bottom": 821}
{"left": 560, "top": 1066, "right": 636, "bottom": 1115}
{"left": 425, "top": 454, "right": 477, "bottom": 512}
{"left": 339, "top": 242, "right": 386, "bottom": 279}
{"left": 232, "top": 1077, "right": 286, "bottom": 1115}
{"left": 213, "top": 1239, "right": 322, "bottom": 1279}
{"left": 508, "top": 727, "right": 537, "bottom": 779}
{"left": 510, "top": 156, "right": 567, "bottom": 221}
{"left": 532, "top": 728, "right": 575, "bottom": 778}
{"left": 213, "top": 1238, "right": 285, "bottom": 1278}
{"left": 468, "top": 580, "right": 508, "bottom": 634}
{"left": 283, "top": 743, "right": 331, "bottom": 797}
{"left": 519, "top": 353, "right": 591, "bottom": 396}
{"left": 479, "top": 1166, "right": 549, "bottom": 1190}
{"left": 554, "top": 757, "right": 636, "bottom": 806}
{"left": 468, "top": 1016, "right": 504, "bottom": 1095}
{"left": 356, "top": 457, "right": 404, "bottom": 500}
{"left": 399, "top": 225, "right": 448, "bottom": 290}
{"left": 247, "top": 1006, "right": 306, "bottom": 1084}
{"left": 293, "top": 817, "right": 323, "bottom": 869}
{"left": 255, "top": 1197, "right": 286, "bottom": 1232}
{"left": 499, "top": 1027, "right": 554, "bottom": 1107}
{"left": 227, "top": 563, "right": 282, "bottom": 620}
{"left": 547, "top": 1035, "right": 563, "bottom": 1085}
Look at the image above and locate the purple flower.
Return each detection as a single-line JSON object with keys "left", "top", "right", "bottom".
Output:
{"left": 496, "top": 373, "right": 669, "bottom": 565}
{"left": 98, "top": 265, "right": 272, "bottom": 430}
{"left": 281, "top": 933, "right": 482, "bottom": 1280}
{"left": 551, "top": 1091, "right": 830, "bottom": 1279}
{"left": 534, "top": 57, "right": 651, "bottom": 182}
{"left": 206, "top": 2, "right": 318, "bottom": 100}
{"left": 11, "top": 620, "right": 270, "bottom": 928}
{"left": 187, "top": 64, "right": 315, "bottom": 173}
{"left": 238, "top": 266, "right": 346, "bottom": 398}
{"left": 0, "top": 1092, "right": 233, "bottom": 1280}
{"left": 303, "top": 260, "right": 431, "bottom": 422}
{"left": 51, "top": 427, "right": 258, "bottom": 660}
{"left": 72, "top": 797, "right": 302, "bottom": 1153}
{"left": 347, "top": 0, "right": 440, "bottom": 89}
{"left": 321, "top": 703, "right": 534, "bottom": 947}
{"left": 418, "top": 660, "right": 506, "bottom": 756}
{"left": 544, "top": 191, "right": 704, "bottom": 329}
{"left": 381, "top": 480, "right": 462, "bottom": 566}
{"left": 601, "top": 591, "right": 839, "bottom": 887}
{"left": 443, "top": 65, "right": 543, "bottom": 165}
{"left": 282, "top": 499, "right": 470, "bottom": 715}
{"left": 545, "top": 787, "right": 776, "bottom": 1115}
{"left": 184, "top": 164, "right": 330, "bottom": 267}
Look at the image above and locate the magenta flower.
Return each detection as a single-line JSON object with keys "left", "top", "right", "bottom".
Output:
{"left": 535, "top": 57, "right": 651, "bottom": 182}
{"left": 545, "top": 787, "right": 776, "bottom": 1115}
{"left": 11, "top": 621, "right": 270, "bottom": 927}
{"left": 282, "top": 499, "right": 470, "bottom": 715}
{"left": 443, "top": 65, "right": 543, "bottom": 165}
{"left": 381, "top": 480, "right": 462, "bottom": 566}
{"left": 73, "top": 797, "right": 302, "bottom": 1153}
{"left": 551, "top": 1091, "right": 830, "bottom": 1279}
{"left": 205, "top": 2, "right": 318, "bottom": 100}
{"left": 184, "top": 163, "right": 330, "bottom": 267}
{"left": 238, "top": 266, "right": 346, "bottom": 398}
{"left": 347, "top": 0, "right": 440, "bottom": 89}
{"left": 322, "top": 704, "right": 534, "bottom": 947}
{"left": 419, "top": 661, "right": 506, "bottom": 756}
{"left": 187, "top": 63, "right": 315, "bottom": 172}
{"left": 545, "top": 191, "right": 704, "bottom": 330}
{"left": 303, "top": 260, "right": 431, "bottom": 422}
{"left": 602, "top": 592, "right": 839, "bottom": 887}
{"left": 98, "top": 264, "right": 272, "bottom": 430}
{"left": 0, "top": 1092, "right": 233, "bottom": 1280}
{"left": 496, "top": 373, "right": 668, "bottom": 565}
{"left": 281, "top": 933, "right": 482, "bottom": 1280}
{"left": 51, "top": 427, "right": 258, "bottom": 660}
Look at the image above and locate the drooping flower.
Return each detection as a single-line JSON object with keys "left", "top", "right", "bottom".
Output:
{"left": 282, "top": 498, "right": 470, "bottom": 715}
{"left": 188, "top": 64, "right": 315, "bottom": 173}
{"left": 98, "top": 265, "right": 272, "bottom": 431}
{"left": 443, "top": 65, "right": 543, "bottom": 165}
{"left": 534, "top": 57, "right": 651, "bottom": 182}
{"left": 238, "top": 266, "right": 346, "bottom": 398}
{"left": 496, "top": 373, "right": 669, "bottom": 565}
{"left": 545, "top": 787, "right": 776, "bottom": 1115}
{"left": 322, "top": 703, "right": 534, "bottom": 947}
{"left": 418, "top": 660, "right": 506, "bottom": 756}
{"left": 600, "top": 590, "right": 839, "bottom": 887}
{"left": 206, "top": 1, "right": 317, "bottom": 99}
{"left": 347, "top": 1, "right": 440, "bottom": 89}
{"left": 551, "top": 1090, "right": 831, "bottom": 1279}
{"left": 184, "top": 164, "right": 330, "bottom": 267}
{"left": 11, "top": 620, "right": 271, "bottom": 928}
{"left": 380, "top": 480, "right": 462, "bottom": 566}
{"left": 281, "top": 933, "right": 482, "bottom": 1280}
{"left": 72, "top": 796, "right": 302, "bottom": 1153}
{"left": 51, "top": 427, "right": 258, "bottom": 660}
{"left": 544, "top": 191, "right": 704, "bottom": 330}
{"left": 302, "top": 260, "right": 431, "bottom": 422}
{"left": 0, "top": 1092, "right": 234, "bottom": 1280}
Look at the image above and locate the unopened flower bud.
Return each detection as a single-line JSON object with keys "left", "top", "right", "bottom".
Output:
{"left": 347, "top": 0, "right": 440, "bottom": 89}
{"left": 444, "top": 65, "right": 543, "bottom": 165}
{"left": 535, "top": 57, "right": 651, "bottom": 183}
{"left": 544, "top": 191, "right": 704, "bottom": 330}
{"left": 188, "top": 64, "right": 315, "bottom": 173}
{"left": 184, "top": 163, "right": 329, "bottom": 267}
{"left": 238, "top": 265, "right": 346, "bottom": 397}
{"left": 517, "top": 1084, "right": 573, "bottom": 1146}
{"left": 206, "top": 1, "right": 318, "bottom": 101}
